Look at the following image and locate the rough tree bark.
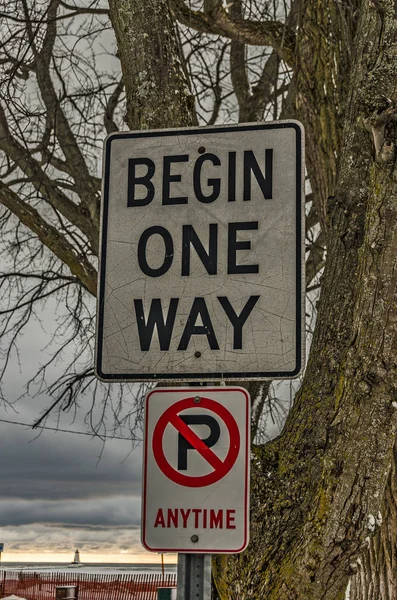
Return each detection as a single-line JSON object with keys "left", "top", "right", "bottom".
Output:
{"left": 108, "top": 0, "right": 196, "bottom": 130}
{"left": 350, "top": 440, "right": 397, "bottom": 599}
{"left": 216, "top": 2, "right": 397, "bottom": 598}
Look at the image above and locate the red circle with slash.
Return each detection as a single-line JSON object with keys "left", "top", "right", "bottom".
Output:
{"left": 152, "top": 397, "right": 240, "bottom": 487}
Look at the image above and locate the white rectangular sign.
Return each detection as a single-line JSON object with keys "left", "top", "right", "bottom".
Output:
{"left": 141, "top": 387, "right": 250, "bottom": 553}
{"left": 96, "top": 121, "right": 305, "bottom": 381}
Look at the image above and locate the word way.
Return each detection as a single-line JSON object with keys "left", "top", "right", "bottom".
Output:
{"left": 134, "top": 295, "right": 259, "bottom": 351}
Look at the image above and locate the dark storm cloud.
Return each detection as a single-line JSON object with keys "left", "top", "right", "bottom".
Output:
{"left": 0, "top": 421, "right": 142, "bottom": 500}
{"left": 55, "top": 523, "right": 139, "bottom": 531}
{"left": 0, "top": 496, "right": 140, "bottom": 528}
{"left": 1, "top": 522, "right": 144, "bottom": 554}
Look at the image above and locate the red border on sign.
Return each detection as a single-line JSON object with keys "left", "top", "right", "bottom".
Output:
{"left": 141, "top": 387, "right": 250, "bottom": 554}
{"left": 152, "top": 397, "right": 240, "bottom": 487}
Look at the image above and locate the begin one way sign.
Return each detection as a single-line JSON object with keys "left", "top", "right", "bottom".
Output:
{"left": 95, "top": 121, "right": 305, "bottom": 382}
{"left": 141, "top": 387, "right": 250, "bottom": 553}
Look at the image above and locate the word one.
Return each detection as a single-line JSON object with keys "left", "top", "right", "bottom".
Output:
{"left": 96, "top": 121, "right": 304, "bottom": 381}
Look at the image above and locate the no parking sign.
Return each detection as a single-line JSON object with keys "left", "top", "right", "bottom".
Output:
{"left": 141, "top": 387, "right": 250, "bottom": 553}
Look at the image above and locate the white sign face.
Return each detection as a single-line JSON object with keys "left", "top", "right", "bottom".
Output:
{"left": 96, "top": 121, "right": 305, "bottom": 382}
{"left": 141, "top": 387, "right": 250, "bottom": 554}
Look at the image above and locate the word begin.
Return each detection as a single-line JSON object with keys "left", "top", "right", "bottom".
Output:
{"left": 127, "top": 149, "right": 273, "bottom": 206}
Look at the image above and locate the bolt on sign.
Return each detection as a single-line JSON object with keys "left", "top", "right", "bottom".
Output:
{"left": 141, "top": 387, "right": 250, "bottom": 553}
{"left": 95, "top": 121, "right": 305, "bottom": 381}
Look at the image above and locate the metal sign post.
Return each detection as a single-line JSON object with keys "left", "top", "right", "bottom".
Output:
{"left": 176, "top": 385, "right": 211, "bottom": 600}
{"left": 177, "top": 554, "right": 211, "bottom": 600}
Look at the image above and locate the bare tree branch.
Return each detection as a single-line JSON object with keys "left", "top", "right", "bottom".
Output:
{"left": 171, "top": 0, "right": 295, "bottom": 65}
{"left": 32, "top": 0, "right": 100, "bottom": 240}
{"left": 0, "top": 112, "right": 97, "bottom": 253}
{"left": 229, "top": 0, "right": 251, "bottom": 118}
{"left": 59, "top": 1, "right": 109, "bottom": 15}
{"left": 104, "top": 79, "right": 124, "bottom": 134}
{"left": 0, "top": 182, "right": 97, "bottom": 295}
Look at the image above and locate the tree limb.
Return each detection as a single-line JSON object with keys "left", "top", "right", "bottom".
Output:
{"left": 32, "top": 0, "right": 100, "bottom": 241}
{"left": 104, "top": 79, "right": 124, "bottom": 134}
{"left": 229, "top": 0, "right": 251, "bottom": 119}
{"left": 0, "top": 182, "right": 97, "bottom": 296}
{"left": 0, "top": 104, "right": 98, "bottom": 254}
{"left": 59, "top": 1, "right": 109, "bottom": 15}
{"left": 170, "top": 0, "right": 295, "bottom": 66}
{"left": 306, "top": 229, "right": 326, "bottom": 287}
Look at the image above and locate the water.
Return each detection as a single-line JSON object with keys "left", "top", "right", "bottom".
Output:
{"left": 0, "top": 562, "right": 177, "bottom": 575}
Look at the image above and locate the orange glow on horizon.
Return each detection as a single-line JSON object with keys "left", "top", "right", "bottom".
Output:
{"left": 2, "top": 552, "right": 177, "bottom": 564}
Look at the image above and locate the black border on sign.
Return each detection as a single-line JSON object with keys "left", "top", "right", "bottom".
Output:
{"left": 95, "top": 121, "right": 304, "bottom": 382}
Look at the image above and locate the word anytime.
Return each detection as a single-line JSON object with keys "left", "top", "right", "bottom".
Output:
{"left": 127, "top": 149, "right": 273, "bottom": 206}
{"left": 154, "top": 508, "right": 236, "bottom": 529}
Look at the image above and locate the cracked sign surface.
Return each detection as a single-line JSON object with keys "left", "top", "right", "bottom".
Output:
{"left": 95, "top": 121, "right": 305, "bottom": 381}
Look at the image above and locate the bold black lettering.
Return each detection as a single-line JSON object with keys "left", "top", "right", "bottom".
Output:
{"left": 138, "top": 226, "right": 174, "bottom": 277}
{"left": 127, "top": 158, "right": 155, "bottom": 207}
{"left": 162, "top": 155, "right": 189, "bottom": 205}
{"left": 133, "top": 298, "right": 179, "bottom": 351}
{"left": 193, "top": 153, "right": 221, "bottom": 203}
{"left": 228, "top": 222, "right": 259, "bottom": 274}
{"left": 228, "top": 151, "right": 236, "bottom": 202}
{"left": 218, "top": 295, "right": 260, "bottom": 349}
{"left": 177, "top": 415, "right": 220, "bottom": 470}
{"left": 243, "top": 149, "right": 273, "bottom": 200}
{"left": 177, "top": 297, "right": 219, "bottom": 350}
{"left": 182, "top": 224, "right": 218, "bottom": 276}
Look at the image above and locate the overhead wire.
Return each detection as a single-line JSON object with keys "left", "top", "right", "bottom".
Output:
{"left": 0, "top": 417, "right": 137, "bottom": 440}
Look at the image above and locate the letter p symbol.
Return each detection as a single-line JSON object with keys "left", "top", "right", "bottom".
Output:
{"left": 177, "top": 415, "right": 220, "bottom": 470}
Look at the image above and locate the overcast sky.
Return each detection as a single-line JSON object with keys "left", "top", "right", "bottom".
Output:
{"left": 0, "top": 299, "right": 168, "bottom": 564}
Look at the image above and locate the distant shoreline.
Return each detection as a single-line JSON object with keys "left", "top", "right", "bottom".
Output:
{"left": 0, "top": 563, "right": 176, "bottom": 566}
{"left": 0, "top": 562, "right": 177, "bottom": 575}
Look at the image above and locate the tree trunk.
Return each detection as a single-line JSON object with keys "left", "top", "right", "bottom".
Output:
{"left": 215, "top": 2, "right": 397, "bottom": 598}
{"left": 350, "top": 441, "right": 397, "bottom": 600}
{"left": 293, "top": 0, "right": 358, "bottom": 232}
{"left": 108, "top": 0, "right": 196, "bottom": 130}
